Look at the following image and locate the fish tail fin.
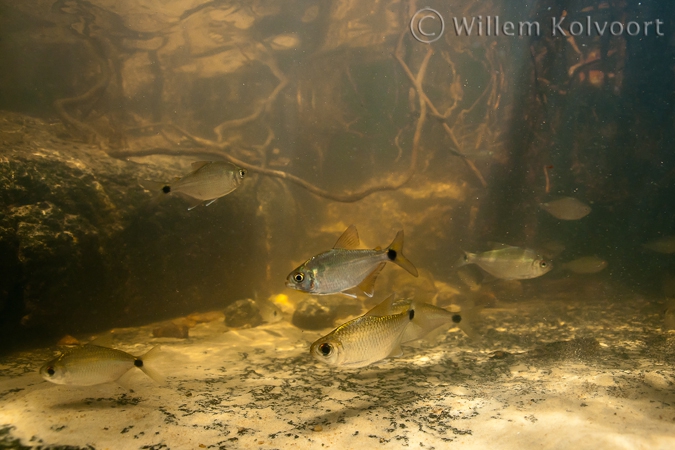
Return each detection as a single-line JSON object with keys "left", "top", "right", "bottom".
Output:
{"left": 451, "top": 304, "right": 482, "bottom": 341}
{"left": 386, "top": 231, "right": 418, "bottom": 277}
{"left": 454, "top": 250, "right": 472, "bottom": 269}
{"left": 137, "top": 346, "right": 164, "bottom": 384}
{"left": 138, "top": 179, "right": 171, "bottom": 195}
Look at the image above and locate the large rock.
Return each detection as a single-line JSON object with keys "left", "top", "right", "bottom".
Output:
{"left": 0, "top": 112, "right": 261, "bottom": 351}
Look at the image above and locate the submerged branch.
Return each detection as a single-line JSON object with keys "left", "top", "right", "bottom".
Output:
{"left": 53, "top": 38, "right": 112, "bottom": 147}
{"left": 394, "top": 33, "right": 488, "bottom": 188}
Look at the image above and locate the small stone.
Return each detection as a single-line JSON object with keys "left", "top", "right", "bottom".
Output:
{"left": 313, "top": 425, "right": 323, "bottom": 432}
{"left": 57, "top": 334, "right": 80, "bottom": 346}
{"left": 152, "top": 322, "right": 189, "bottom": 339}
{"left": 224, "top": 299, "right": 263, "bottom": 328}
{"left": 187, "top": 311, "right": 224, "bottom": 324}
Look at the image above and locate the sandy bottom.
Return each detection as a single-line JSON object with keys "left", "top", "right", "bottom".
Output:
{"left": 1, "top": 292, "right": 674, "bottom": 450}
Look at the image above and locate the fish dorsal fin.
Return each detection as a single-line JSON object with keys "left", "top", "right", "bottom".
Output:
{"left": 365, "top": 293, "right": 397, "bottom": 316}
{"left": 487, "top": 241, "right": 517, "bottom": 250}
{"left": 191, "top": 161, "right": 211, "bottom": 171}
{"left": 357, "top": 262, "right": 386, "bottom": 297}
{"left": 333, "top": 225, "right": 360, "bottom": 249}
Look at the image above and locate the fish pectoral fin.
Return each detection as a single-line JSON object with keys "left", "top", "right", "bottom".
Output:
{"left": 357, "top": 262, "right": 386, "bottom": 297}
{"left": 365, "top": 293, "right": 397, "bottom": 316}
{"left": 204, "top": 199, "right": 218, "bottom": 207}
{"left": 339, "top": 290, "right": 359, "bottom": 299}
{"left": 191, "top": 161, "right": 212, "bottom": 171}
{"left": 387, "top": 345, "right": 403, "bottom": 358}
{"left": 333, "top": 225, "right": 360, "bottom": 249}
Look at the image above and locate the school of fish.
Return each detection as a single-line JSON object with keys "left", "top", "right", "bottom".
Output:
{"left": 39, "top": 166, "right": 623, "bottom": 383}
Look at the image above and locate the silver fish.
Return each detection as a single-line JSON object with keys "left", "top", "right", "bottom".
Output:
{"left": 40, "top": 345, "right": 162, "bottom": 386}
{"left": 540, "top": 197, "right": 591, "bottom": 220}
{"left": 310, "top": 295, "right": 414, "bottom": 368}
{"left": 561, "top": 256, "right": 607, "bottom": 274}
{"left": 458, "top": 245, "right": 552, "bottom": 280}
{"left": 286, "top": 225, "right": 418, "bottom": 297}
{"left": 139, "top": 161, "right": 246, "bottom": 210}
{"left": 643, "top": 236, "right": 675, "bottom": 254}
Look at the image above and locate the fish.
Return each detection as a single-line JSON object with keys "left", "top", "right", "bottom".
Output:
{"left": 372, "top": 297, "right": 479, "bottom": 343}
{"left": 540, "top": 240, "right": 567, "bottom": 258}
{"left": 139, "top": 161, "right": 246, "bottom": 210}
{"left": 40, "top": 344, "right": 163, "bottom": 386}
{"left": 560, "top": 256, "right": 607, "bottom": 274}
{"left": 540, "top": 197, "right": 591, "bottom": 220}
{"left": 456, "top": 265, "right": 483, "bottom": 291}
{"left": 256, "top": 298, "right": 284, "bottom": 324}
{"left": 309, "top": 295, "right": 415, "bottom": 368}
{"left": 310, "top": 295, "right": 477, "bottom": 368}
{"left": 643, "top": 236, "right": 675, "bottom": 254}
{"left": 286, "top": 225, "right": 418, "bottom": 297}
{"left": 457, "top": 245, "right": 552, "bottom": 280}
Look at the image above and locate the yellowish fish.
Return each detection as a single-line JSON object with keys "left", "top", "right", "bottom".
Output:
{"left": 540, "top": 197, "right": 591, "bottom": 220}
{"left": 643, "top": 236, "right": 675, "bottom": 254}
{"left": 40, "top": 344, "right": 163, "bottom": 386}
{"left": 457, "top": 245, "right": 552, "bottom": 280}
{"left": 310, "top": 295, "right": 414, "bottom": 368}
{"left": 561, "top": 256, "right": 607, "bottom": 274}
{"left": 310, "top": 295, "right": 477, "bottom": 368}
{"left": 139, "top": 161, "right": 246, "bottom": 210}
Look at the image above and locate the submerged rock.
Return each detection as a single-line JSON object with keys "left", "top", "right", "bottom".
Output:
{"left": 291, "top": 296, "right": 362, "bottom": 330}
{"left": 152, "top": 322, "right": 189, "bottom": 339}
{"left": 0, "top": 112, "right": 258, "bottom": 351}
{"left": 224, "top": 299, "right": 264, "bottom": 328}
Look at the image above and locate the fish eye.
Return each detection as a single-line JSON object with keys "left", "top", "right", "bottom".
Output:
{"left": 540, "top": 261, "right": 548, "bottom": 268}
{"left": 46, "top": 366, "right": 55, "bottom": 376}
{"left": 293, "top": 272, "right": 304, "bottom": 283}
{"left": 319, "top": 343, "right": 333, "bottom": 356}
{"left": 239, "top": 169, "right": 247, "bottom": 178}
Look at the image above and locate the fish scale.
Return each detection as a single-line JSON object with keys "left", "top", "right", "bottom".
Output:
{"left": 313, "top": 250, "right": 388, "bottom": 293}
{"left": 314, "top": 311, "right": 412, "bottom": 368}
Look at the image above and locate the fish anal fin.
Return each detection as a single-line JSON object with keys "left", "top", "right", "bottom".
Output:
{"left": 365, "top": 293, "right": 397, "bottom": 316}
{"left": 187, "top": 198, "right": 204, "bottom": 211}
{"left": 333, "top": 225, "right": 360, "bottom": 249}
{"left": 357, "top": 262, "right": 386, "bottom": 297}
{"left": 339, "top": 290, "right": 359, "bottom": 299}
{"left": 191, "top": 161, "right": 212, "bottom": 171}
{"left": 387, "top": 231, "right": 419, "bottom": 277}
{"left": 387, "top": 345, "right": 403, "bottom": 358}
